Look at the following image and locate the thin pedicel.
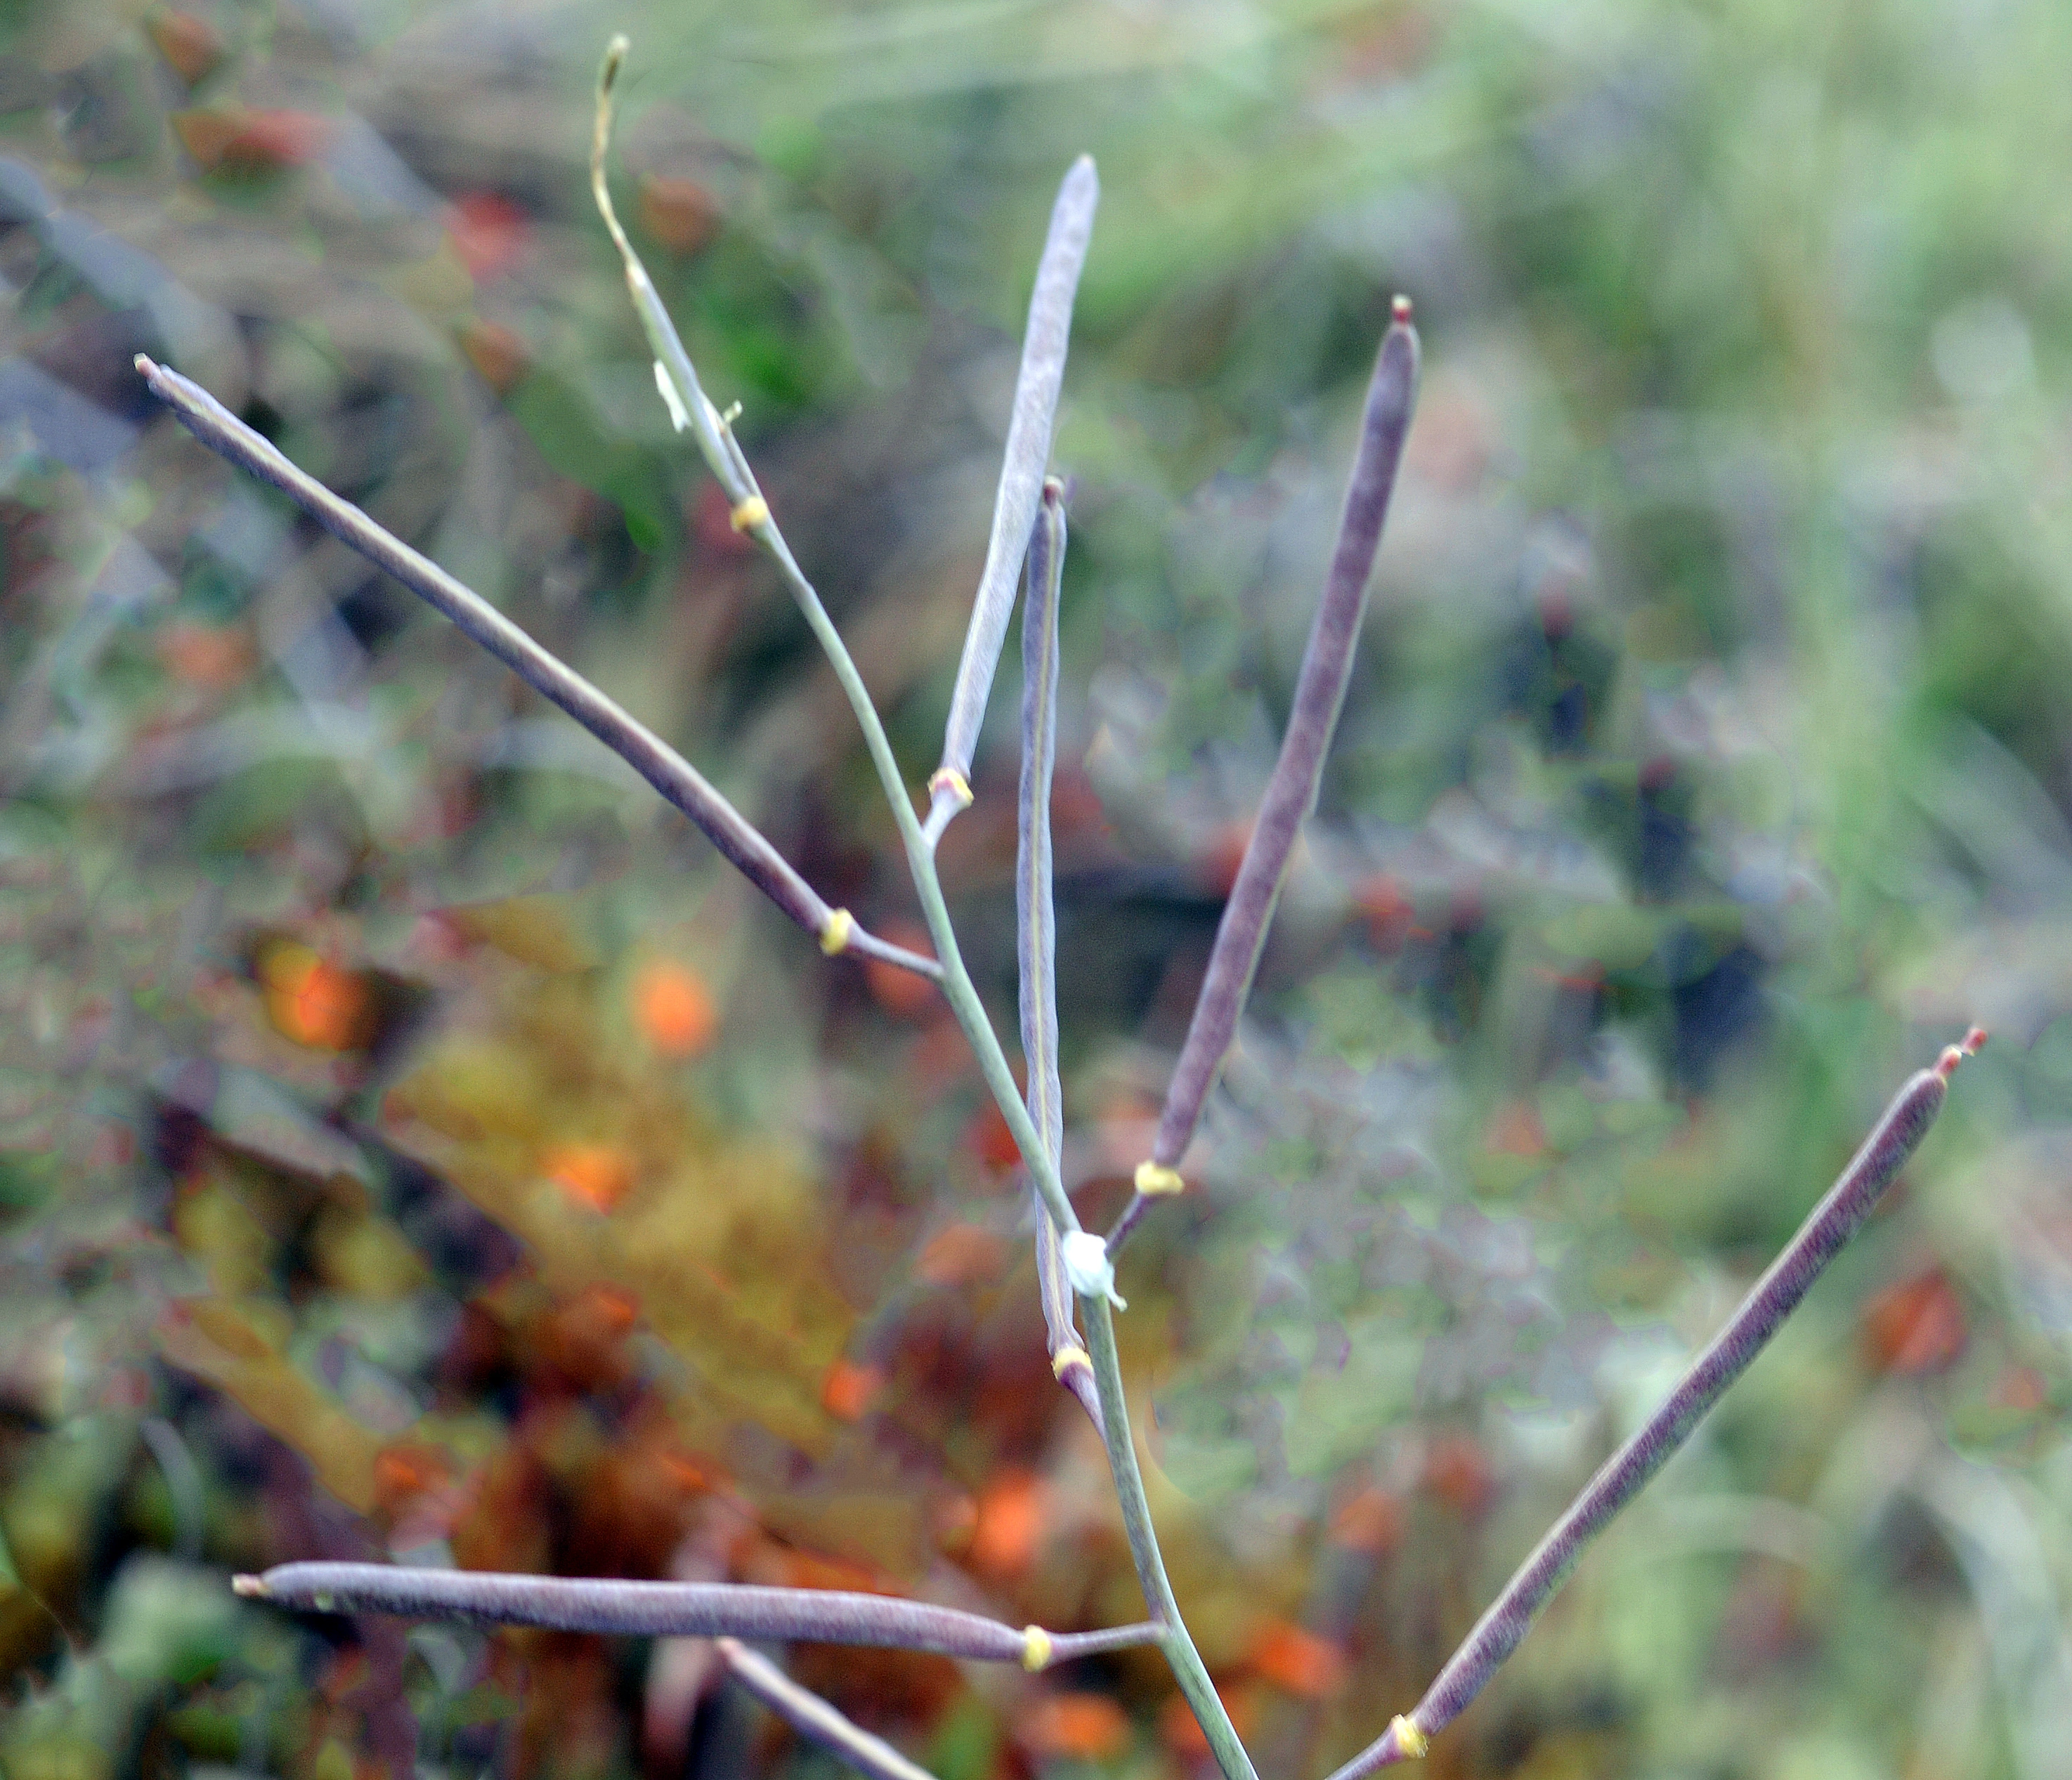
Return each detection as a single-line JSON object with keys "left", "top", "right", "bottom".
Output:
{"left": 1109, "top": 298, "right": 1421, "bottom": 1255}
{"left": 1324, "top": 1028, "right": 1986, "bottom": 1773}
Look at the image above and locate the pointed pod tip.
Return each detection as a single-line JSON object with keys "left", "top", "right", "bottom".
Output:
{"left": 232, "top": 1573, "right": 267, "bottom": 1597}
{"left": 134, "top": 352, "right": 159, "bottom": 379}
{"left": 599, "top": 34, "right": 629, "bottom": 93}
{"left": 1391, "top": 294, "right": 1414, "bottom": 325}
{"left": 1935, "top": 1025, "right": 1988, "bottom": 1079}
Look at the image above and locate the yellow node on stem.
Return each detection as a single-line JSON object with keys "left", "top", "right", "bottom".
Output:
{"left": 1020, "top": 1626, "right": 1053, "bottom": 1672}
{"left": 1390, "top": 1717, "right": 1428, "bottom": 1760}
{"left": 1050, "top": 1344, "right": 1091, "bottom": 1380}
{"left": 730, "top": 495, "right": 770, "bottom": 533}
{"left": 928, "top": 767, "right": 974, "bottom": 809}
{"left": 819, "top": 909, "right": 854, "bottom": 956}
{"left": 1134, "top": 1160, "right": 1185, "bottom": 1196}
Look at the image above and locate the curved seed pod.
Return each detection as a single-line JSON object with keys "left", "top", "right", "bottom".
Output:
{"left": 1015, "top": 483, "right": 1101, "bottom": 1427}
{"left": 1109, "top": 300, "right": 1419, "bottom": 1254}
{"left": 925, "top": 156, "right": 1099, "bottom": 847}
{"left": 236, "top": 1563, "right": 1160, "bottom": 1667}
{"left": 1324, "top": 1033, "right": 1983, "bottom": 1774}
{"left": 135, "top": 355, "right": 939, "bottom": 982}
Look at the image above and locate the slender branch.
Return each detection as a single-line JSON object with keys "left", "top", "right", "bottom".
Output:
{"left": 718, "top": 1640, "right": 939, "bottom": 1780}
{"left": 131, "top": 354, "right": 939, "bottom": 983}
{"left": 1108, "top": 301, "right": 1420, "bottom": 1255}
{"left": 235, "top": 1563, "right": 1159, "bottom": 1667}
{"left": 1016, "top": 483, "right": 1102, "bottom": 1428}
{"left": 1082, "top": 1299, "right": 1258, "bottom": 1780}
{"left": 1324, "top": 1030, "right": 1986, "bottom": 1775}
{"left": 590, "top": 46, "right": 1086, "bottom": 1245}
{"left": 924, "top": 157, "right": 1100, "bottom": 849}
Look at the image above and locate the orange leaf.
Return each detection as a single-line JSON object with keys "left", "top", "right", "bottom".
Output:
{"left": 1249, "top": 1618, "right": 1346, "bottom": 1699}
{"left": 1328, "top": 1485, "right": 1402, "bottom": 1556}
{"left": 447, "top": 192, "right": 530, "bottom": 281}
{"left": 1019, "top": 1694, "right": 1131, "bottom": 1761}
{"left": 639, "top": 176, "right": 722, "bottom": 256}
{"left": 260, "top": 940, "right": 372, "bottom": 1052}
{"left": 542, "top": 1141, "right": 637, "bottom": 1213}
{"left": 967, "top": 1467, "right": 1047, "bottom": 1580}
{"left": 821, "top": 1359, "right": 883, "bottom": 1422}
{"left": 456, "top": 319, "right": 530, "bottom": 393}
{"left": 1863, "top": 1267, "right": 1967, "bottom": 1375}
{"left": 916, "top": 1222, "right": 1007, "bottom": 1286}
{"left": 633, "top": 960, "right": 719, "bottom": 1058}
{"left": 147, "top": 9, "right": 223, "bottom": 83}
{"left": 173, "top": 107, "right": 330, "bottom": 172}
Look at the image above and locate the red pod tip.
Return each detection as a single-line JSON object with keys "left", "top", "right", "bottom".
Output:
{"left": 1935, "top": 1026, "right": 1986, "bottom": 1079}
{"left": 1390, "top": 294, "right": 1413, "bottom": 325}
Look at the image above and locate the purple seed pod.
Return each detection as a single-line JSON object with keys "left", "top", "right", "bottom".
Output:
{"left": 134, "top": 354, "right": 938, "bottom": 984}
{"left": 1324, "top": 1031, "right": 1983, "bottom": 1774}
{"left": 1109, "top": 299, "right": 1420, "bottom": 1254}
{"left": 1015, "top": 482, "right": 1102, "bottom": 1427}
{"left": 235, "top": 1562, "right": 1161, "bottom": 1668}
{"left": 926, "top": 157, "right": 1099, "bottom": 847}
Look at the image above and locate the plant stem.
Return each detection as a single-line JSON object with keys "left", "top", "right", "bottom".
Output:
{"left": 1081, "top": 1299, "right": 1258, "bottom": 1780}
{"left": 1323, "top": 1031, "right": 1983, "bottom": 1774}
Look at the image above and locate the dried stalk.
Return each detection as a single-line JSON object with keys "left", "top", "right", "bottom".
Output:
{"left": 1323, "top": 1030, "right": 1985, "bottom": 1772}
{"left": 1109, "top": 300, "right": 1420, "bottom": 1254}
{"left": 132, "top": 355, "right": 939, "bottom": 983}
{"left": 717, "top": 1640, "right": 938, "bottom": 1780}
{"left": 925, "top": 157, "right": 1099, "bottom": 848}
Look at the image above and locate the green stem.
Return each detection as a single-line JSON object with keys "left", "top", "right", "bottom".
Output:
{"left": 1082, "top": 1300, "right": 1257, "bottom": 1780}
{"left": 751, "top": 527, "right": 1081, "bottom": 1241}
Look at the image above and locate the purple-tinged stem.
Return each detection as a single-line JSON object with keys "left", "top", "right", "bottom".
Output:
{"left": 1324, "top": 1030, "right": 1985, "bottom": 1775}
{"left": 234, "top": 1562, "right": 1160, "bottom": 1667}
{"left": 925, "top": 157, "right": 1099, "bottom": 849}
{"left": 1015, "top": 482, "right": 1103, "bottom": 1429}
{"left": 717, "top": 1640, "right": 937, "bottom": 1780}
{"left": 1109, "top": 301, "right": 1420, "bottom": 1256}
{"left": 134, "top": 354, "right": 937, "bottom": 984}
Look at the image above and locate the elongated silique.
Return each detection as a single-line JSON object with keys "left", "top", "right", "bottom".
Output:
{"left": 1109, "top": 298, "right": 1421, "bottom": 1255}
{"left": 1324, "top": 1033, "right": 1980, "bottom": 1775}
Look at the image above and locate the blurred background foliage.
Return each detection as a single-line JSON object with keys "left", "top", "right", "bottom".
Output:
{"left": 2, "top": 0, "right": 2070, "bottom": 1777}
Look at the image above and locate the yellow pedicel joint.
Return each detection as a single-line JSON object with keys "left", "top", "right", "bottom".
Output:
{"left": 1050, "top": 1344, "right": 1091, "bottom": 1380}
{"left": 1134, "top": 1160, "right": 1185, "bottom": 1196}
{"left": 1060, "top": 1231, "right": 1125, "bottom": 1310}
{"left": 720, "top": 400, "right": 742, "bottom": 426}
{"left": 652, "top": 362, "right": 690, "bottom": 433}
{"left": 1390, "top": 1717, "right": 1428, "bottom": 1760}
{"left": 1019, "top": 1626, "right": 1053, "bottom": 1672}
{"left": 928, "top": 766, "right": 975, "bottom": 809}
{"left": 730, "top": 495, "right": 770, "bottom": 533}
{"left": 819, "top": 909, "right": 854, "bottom": 956}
